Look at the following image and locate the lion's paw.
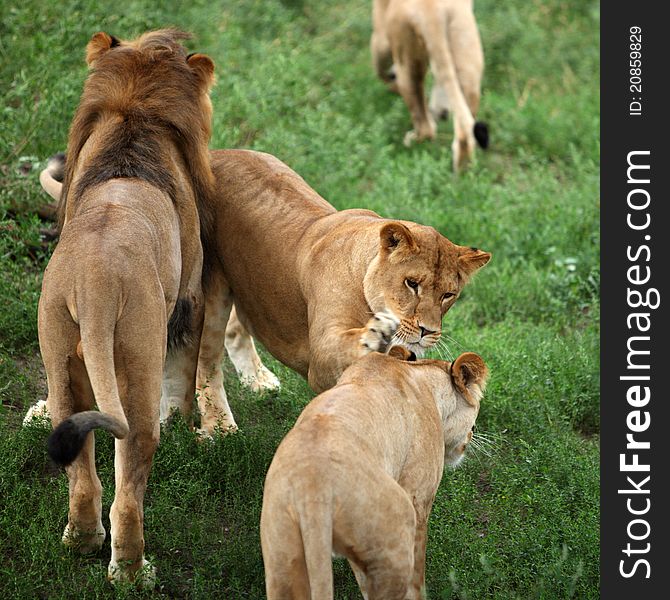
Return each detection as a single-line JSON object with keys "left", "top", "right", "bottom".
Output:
{"left": 404, "top": 122, "right": 436, "bottom": 147}
{"left": 403, "top": 130, "right": 418, "bottom": 147}
{"left": 360, "top": 310, "right": 400, "bottom": 355}
{"left": 195, "top": 418, "right": 239, "bottom": 441}
{"left": 62, "top": 521, "right": 106, "bottom": 554}
{"left": 241, "top": 365, "right": 281, "bottom": 393}
{"left": 108, "top": 557, "right": 156, "bottom": 589}
{"left": 23, "top": 400, "right": 51, "bottom": 427}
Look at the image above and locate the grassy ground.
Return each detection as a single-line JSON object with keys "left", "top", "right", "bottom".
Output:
{"left": 0, "top": 0, "right": 599, "bottom": 598}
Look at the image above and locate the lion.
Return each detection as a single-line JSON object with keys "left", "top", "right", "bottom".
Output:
{"left": 260, "top": 346, "right": 488, "bottom": 599}
{"left": 35, "top": 155, "right": 280, "bottom": 435}
{"left": 371, "top": 0, "right": 488, "bottom": 171}
{"left": 184, "top": 149, "right": 491, "bottom": 434}
{"left": 39, "top": 29, "right": 216, "bottom": 586}
{"left": 36, "top": 150, "right": 490, "bottom": 436}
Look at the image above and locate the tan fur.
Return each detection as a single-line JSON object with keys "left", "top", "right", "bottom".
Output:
{"left": 261, "top": 348, "right": 488, "bottom": 599}
{"left": 38, "top": 30, "right": 215, "bottom": 586}
{"left": 35, "top": 161, "right": 257, "bottom": 436}
{"left": 371, "top": 0, "right": 484, "bottom": 170}
{"left": 37, "top": 150, "right": 490, "bottom": 436}
{"left": 193, "top": 149, "right": 490, "bottom": 434}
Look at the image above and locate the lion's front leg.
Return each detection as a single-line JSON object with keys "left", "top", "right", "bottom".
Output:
{"left": 307, "top": 310, "right": 399, "bottom": 392}
{"left": 160, "top": 281, "right": 205, "bottom": 428}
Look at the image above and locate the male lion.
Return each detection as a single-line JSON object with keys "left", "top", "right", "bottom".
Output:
{"left": 185, "top": 149, "right": 490, "bottom": 433}
{"left": 261, "top": 346, "right": 488, "bottom": 599}
{"left": 371, "top": 0, "right": 488, "bottom": 171}
{"left": 39, "top": 29, "right": 215, "bottom": 585}
{"left": 35, "top": 155, "right": 278, "bottom": 435}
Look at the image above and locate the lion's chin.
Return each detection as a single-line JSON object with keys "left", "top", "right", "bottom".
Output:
{"left": 402, "top": 342, "right": 428, "bottom": 357}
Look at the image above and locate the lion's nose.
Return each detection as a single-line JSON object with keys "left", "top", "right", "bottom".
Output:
{"left": 419, "top": 326, "right": 437, "bottom": 338}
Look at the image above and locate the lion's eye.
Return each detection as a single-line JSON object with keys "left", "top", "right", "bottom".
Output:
{"left": 405, "top": 278, "right": 419, "bottom": 291}
{"left": 442, "top": 292, "right": 455, "bottom": 301}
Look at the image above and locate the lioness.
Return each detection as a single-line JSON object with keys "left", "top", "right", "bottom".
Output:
{"left": 188, "top": 149, "right": 491, "bottom": 433}
{"left": 371, "top": 0, "right": 488, "bottom": 170}
{"left": 40, "top": 30, "right": 215, "bottom": 585}
{"left": 261, "top": 346, "right": 488, "bottom": 599}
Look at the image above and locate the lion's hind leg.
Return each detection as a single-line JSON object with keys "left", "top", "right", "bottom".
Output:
{"left": 371, "top": 0, "right": 398, "bottom": 91}
{"left": 429, "top": 84, "right": 450, "bottom": 122}
{"left": 335, "top": 475, "right": 416, "bottom": 600}
{"left": 40, "top": 304, "right": 105, "bottom": 554}
{"left": 390, "top": 24, "right": 435, "bottom": 146}
{"left": 371, "top": 30, "right": 397, "bottom": 89}
{"left": 61, "top": 351, "right": 106, "bottom": 553}
{"left": 424, "top": 8, "right": 480, "bottom": 170}
{"left": 448, "top": 4, "right": 487, "bottom": 151}
{"left": 106, "top": 316, "right": 163, "bottom": 588}
{"left": 261, "top": 499, "right": 312, "bottom": 600}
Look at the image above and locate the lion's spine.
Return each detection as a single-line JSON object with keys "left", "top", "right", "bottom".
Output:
{"left": 47, "top": 297, "right": 129, "bottom": 467}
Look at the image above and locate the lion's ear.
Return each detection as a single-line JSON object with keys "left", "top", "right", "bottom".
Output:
{"left": 86, "top": 32, "right": 120, "bottom": 66}
{"left": 187, "top": 53, "right": 215, "bottom": 90}
{"left": 380, "top": 222, "right": 418, "bottom": 255}
{"left": 457, "top": 246, "right": 491, "bottom": 279}
{"left": 388, "top": 346, "right": 417, "bottom": 361}
{"left": 450, "top": 352, "right": 488, "bottom": 406}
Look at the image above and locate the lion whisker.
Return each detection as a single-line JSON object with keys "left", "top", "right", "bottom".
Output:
{"left": 471, "top": 433, "right": 502, "bottom": 456}
{"left": 474, "top": 431, "right": 507, "bottom": 445}
{"left": 436, "top": 339, "right": 454, "bottom": 361}
{"left": 441, "top": 332, "right": 464, "bottom": 350}
{"left": 468, "top": 438, "right": 493, "bottom": 459}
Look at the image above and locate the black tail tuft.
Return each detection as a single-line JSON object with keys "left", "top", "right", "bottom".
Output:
{"left": 167, "top": 297, "right": 194, "bottom": 352}
{"left": 47, "top": 418, "right": 89, "bottom": 466}
{"left": 47, "top": 152, "right": 66, "bottom": 182}
{"left": 473, "top": 121, "right": 489, "bottom": 149}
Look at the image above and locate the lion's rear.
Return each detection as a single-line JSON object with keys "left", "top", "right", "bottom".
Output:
{"left": 261, "top": 431, "right": 335, "bottom": 600}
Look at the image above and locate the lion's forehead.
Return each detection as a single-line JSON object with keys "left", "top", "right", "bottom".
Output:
{"left": 408, "top": 243, "right": 461, "bottom": 290}
{"left": 409, "top": 225, "right": 459, "bottom": 258}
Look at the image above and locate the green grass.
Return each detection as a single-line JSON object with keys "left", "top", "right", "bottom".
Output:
{"left": 0, "top": 0, "right": 599, "bottom": 598}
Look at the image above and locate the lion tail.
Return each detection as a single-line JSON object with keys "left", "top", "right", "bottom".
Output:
{"left": 47, "top": 304, "right": 129, "bottom": 467}
{"left": 39, "top": 152, "right": 65, "bottom": 201}
{"left": 474, "top": 121, "right": 489, "bottom": 149}
{"left": 298, "top": 500, "right": 334, "bottom": 600}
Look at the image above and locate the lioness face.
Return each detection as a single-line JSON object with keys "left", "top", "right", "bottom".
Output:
{"left": 441, "top": 352, "right": 488, "bottom": 466}
{"left": 442, "top": 405, "right": 478, "bottom": 466}
{"left": 364, "top": 222, "right": 491, "bottom": 357}
{"left": 388, "top": 348, "right": 488, "bottom": 467}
